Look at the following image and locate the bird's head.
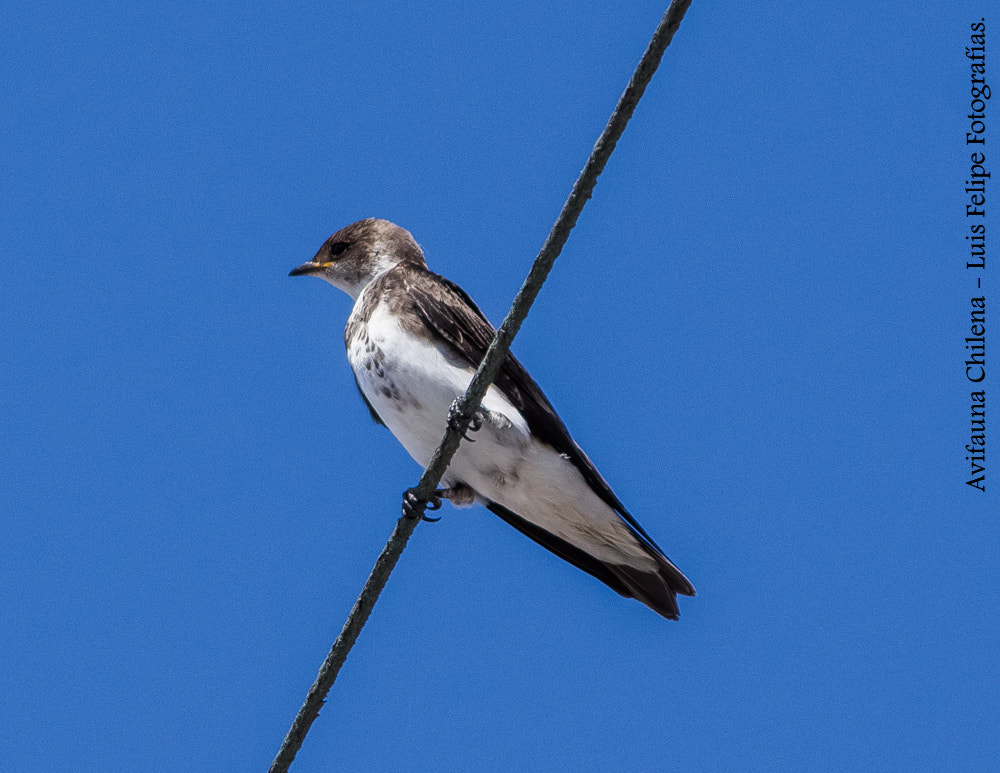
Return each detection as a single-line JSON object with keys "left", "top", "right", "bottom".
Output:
{"left": 289, "top": 218, "right": 426, "bottom": 299}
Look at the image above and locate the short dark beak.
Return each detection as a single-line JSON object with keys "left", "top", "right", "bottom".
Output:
{"left": 289, "top": 261, "right": 323, "bottom": 277}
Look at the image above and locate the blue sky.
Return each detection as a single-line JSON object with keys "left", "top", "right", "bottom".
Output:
{"left": 2, "top": 2, "right": 995, "bottom": 771}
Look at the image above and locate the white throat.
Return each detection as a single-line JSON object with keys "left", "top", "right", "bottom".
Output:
{"left": 322, "top": 250, "right": 402, "bottom": 300}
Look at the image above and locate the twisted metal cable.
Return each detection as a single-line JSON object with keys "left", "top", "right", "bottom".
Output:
{"left": 269, "top": 4, "right": 694, "bottom": 770}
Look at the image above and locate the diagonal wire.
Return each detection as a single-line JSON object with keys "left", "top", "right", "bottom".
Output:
{"left": 269, "top": 3, "right": 693, "bottom": 771}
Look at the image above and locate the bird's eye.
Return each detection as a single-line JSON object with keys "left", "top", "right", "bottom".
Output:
{"left": 330, "top": 241, "right": 349, "bottom": 257}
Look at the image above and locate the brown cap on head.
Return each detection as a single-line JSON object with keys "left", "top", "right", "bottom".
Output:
{"left": 289, "top": 219, "right": 426, "bottom": 298}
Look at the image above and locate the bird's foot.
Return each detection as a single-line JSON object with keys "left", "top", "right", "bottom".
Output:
{"left": 448, "top": 398, "right": 483, "bottom": 442}
{"left": 402, "top": 487, "right": 443, "bottom": 522}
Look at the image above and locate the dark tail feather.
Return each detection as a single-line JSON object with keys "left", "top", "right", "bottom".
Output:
{"left": 606, "top": 559, "right": 695, "bottom": 621}
{"left": 486, "top": 501, "right": 695, "bottom": 620}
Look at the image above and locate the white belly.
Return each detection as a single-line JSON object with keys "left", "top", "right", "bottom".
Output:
{"left": 347, "top": 300, "right": 655, "bottom": 567}
{"left": 348, "top": 300, "right": 530, "bottom": 465}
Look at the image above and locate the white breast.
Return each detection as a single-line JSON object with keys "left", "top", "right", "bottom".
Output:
{"left": 346, "top": 295, "right": 656, "bottom": 568}
{"left": 347, "top": 298, "right": 530, "bottom": 468}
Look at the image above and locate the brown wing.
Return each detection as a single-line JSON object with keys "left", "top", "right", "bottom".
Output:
{"left": 398, "top": 265, "right": 695, "bottom": 601}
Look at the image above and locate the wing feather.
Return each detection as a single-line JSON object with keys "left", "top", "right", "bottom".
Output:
{"left": 396, "top": 265, "right": 694, "bottom": 602}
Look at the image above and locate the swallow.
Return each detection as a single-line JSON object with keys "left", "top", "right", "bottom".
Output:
{"left": 291, "top": 218, "right": 695, "bottom": 618}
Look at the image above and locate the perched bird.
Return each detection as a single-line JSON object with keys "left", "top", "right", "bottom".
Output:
{"left": 290, "top": 218, "right": 695, "bottom": 619}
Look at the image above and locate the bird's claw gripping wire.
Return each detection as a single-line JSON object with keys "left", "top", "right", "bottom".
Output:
{"left": 448, "top": 397, "right": 483, "bottom": 442}
{"left": 402, "top": 487, "right": 443, "bottom": 522}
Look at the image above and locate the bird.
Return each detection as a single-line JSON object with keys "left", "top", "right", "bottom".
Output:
{"left": 289, "top": 218, "right": 695, "bottom": 619}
